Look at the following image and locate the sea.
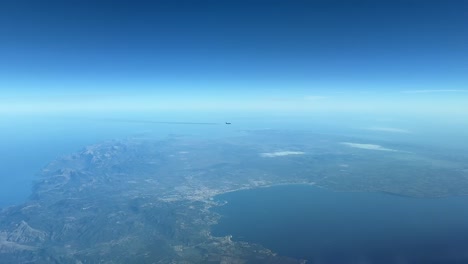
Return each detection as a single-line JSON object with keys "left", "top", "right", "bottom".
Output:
{"left": 0, "top": 113, "right": 356, "bottom": 208}
{"left": 0, "top": 114, "right": 238, "bottom": 208}
{"left": 212, "top": 184, "right": 468, "bottom": 264}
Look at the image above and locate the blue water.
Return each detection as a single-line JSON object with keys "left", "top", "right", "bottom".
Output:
{"left": 0, "top": 115, "right": 237, "bottom": 208}
{"left": 2, "top": 112, "right": 465, "bottom": 213}
{"left": 0, "top": 114, "right": 356, "bottom": 208}
{"left": 212, "top": 185, "right": 468, "bottom": 264}
{"left": 0, "top": 117, "right": 141, "bottom": 207}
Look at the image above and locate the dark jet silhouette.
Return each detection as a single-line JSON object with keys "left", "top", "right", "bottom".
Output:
{"left": 225, "top": 122, "right": 231, "bottom": 125}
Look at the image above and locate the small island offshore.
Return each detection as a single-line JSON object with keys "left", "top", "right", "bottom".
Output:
{"left": 1, "top": 130, "right": 468, "bottom": 263}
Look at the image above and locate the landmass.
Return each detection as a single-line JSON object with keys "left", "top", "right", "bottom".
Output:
{"left": 1, "top": 130, "right": 468, "bottom": 263}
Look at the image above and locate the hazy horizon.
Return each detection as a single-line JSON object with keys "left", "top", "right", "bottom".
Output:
{"left": 1, "top": 1, "right": 467, "bottom": 263}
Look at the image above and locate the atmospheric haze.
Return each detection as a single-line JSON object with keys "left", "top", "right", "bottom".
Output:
{"left": 1, "top": 0, "right": 468, "bottom": 263}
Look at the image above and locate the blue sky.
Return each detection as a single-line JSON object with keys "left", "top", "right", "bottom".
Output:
{"left": 0, "top": 0, "right": 467, "bottom": 116}
{"left": 1, "top": 0, "right": 468, "bottom": 207}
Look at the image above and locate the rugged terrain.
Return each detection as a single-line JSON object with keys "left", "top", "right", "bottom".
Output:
{"left": 1, "top": 130, "right": 467, "bottom": 263}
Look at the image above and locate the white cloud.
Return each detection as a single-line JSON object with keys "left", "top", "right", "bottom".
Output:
{"left": 364, "top": 127, "right": 411, "bottom": 133}
{"left": 260, "top": 151, "right": 305, "bottom": 157}
{"left": 401, "top": 89, "right": 468, "bottom": 94}
{"left": 340, "top": 142, "right": 397, "bottom": 152}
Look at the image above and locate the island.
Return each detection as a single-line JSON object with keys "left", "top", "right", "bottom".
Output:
{"left": 1, "top": 130, "right": 468, "bottom": 263}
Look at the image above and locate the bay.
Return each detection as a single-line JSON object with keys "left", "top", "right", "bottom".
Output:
{"left": 212, "top": 184, "right": 468, "bottom": 264}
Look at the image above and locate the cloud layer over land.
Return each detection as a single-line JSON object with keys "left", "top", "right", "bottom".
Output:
{"left": 260, "top": 151, "right": 305, "bottom": 158}
{"left": 340, "top": 142, "right": 397, "bottom": 152}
